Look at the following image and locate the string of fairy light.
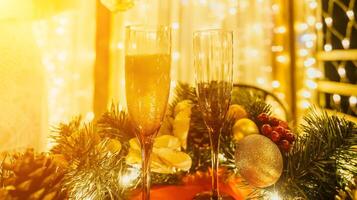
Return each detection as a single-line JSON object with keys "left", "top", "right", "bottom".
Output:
{"left": 172, "top": 0, "right": 276, "bottom": 89}
{"left": 33, "top": 13, "right": 95, "bottom": 149}
{"left": 113, "top": 0, "right": 320, "bottom": 120}
{"left": 270, "top": 0, "right": 287, "bottom": 103}
{"left": 295, "top": 0, "right": 321, "bottom": 111}
{"left": 322, "top": 0, "right": 357, "bottom": 114}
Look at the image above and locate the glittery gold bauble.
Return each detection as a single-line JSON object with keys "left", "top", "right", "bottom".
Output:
{"left": 100, "top": 0, "right": 134, "bottom": 12}
{"left": 232, "top": 118, "right": 259, "bottom": 141}
{"left": 235, "top": 134, "right": 283, "bottom": 188}
{"left": 227, "top": 104, "right": 248, "bottom": 121}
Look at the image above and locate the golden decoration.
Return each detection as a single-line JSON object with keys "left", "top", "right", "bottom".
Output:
{"left": 227, "top": 104, "right": 248, "bottom": 121}
{"left": 232, "top": 118, "right": 259, "bottom": 141}
{"left": 235, "top": 134, "right": 283, "bottom": 188}
{"left": 126, "top": 135, "right": 192, "bottom": 174}
{"left": 126, "top": 100, "right": 192, "bottom": 173}
{"left": 173, "top": 101, "right": 192, "bottom": 149}
{"left": 96, "top": 138, "right": 122, "bottom": 155}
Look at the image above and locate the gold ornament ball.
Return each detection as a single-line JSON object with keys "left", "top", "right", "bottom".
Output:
{"left": 232, "top": 118, "right": 259, "bottom": 141}
{"left": 235, "top": 134, "right": 283, "bottom": 188}
{"left": 97, "top": 138, "right": 122, "bottom": 155}
{"left": 106, "top": 138, "right": 122, "bottom": 154}
{"left": 227, "top": 104, "right": 248, "bottom": 121}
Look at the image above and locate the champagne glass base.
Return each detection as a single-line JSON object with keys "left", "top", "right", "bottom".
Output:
{"left": 193, "top": 191, "right": 235, "bottom": 200}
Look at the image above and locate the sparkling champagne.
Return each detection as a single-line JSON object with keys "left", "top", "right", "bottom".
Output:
{"left": 196, "top": 81, "right": 232, "bottom": 132}
{"left": 125, "top": 54, "right": 171, "bottom": 137}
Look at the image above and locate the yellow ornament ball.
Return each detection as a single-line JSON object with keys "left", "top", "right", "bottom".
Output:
{"left": 97, "top": 138, "right": 122, "bottom": 155}
{"left": 106, "top": 138, "right": 122, "bottom": 154}
{"left": 232, "top": 118, "right": 259, "bottom": 141}
{"left": 235, "top": 134, "right": 283, "bottom": 188}
{"left": 227, "top": 104, "right": 248, "bottom": 121}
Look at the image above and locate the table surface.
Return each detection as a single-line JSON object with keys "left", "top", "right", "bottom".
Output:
{"left": 130, "top": 175, "right": 250, "bottom": 200}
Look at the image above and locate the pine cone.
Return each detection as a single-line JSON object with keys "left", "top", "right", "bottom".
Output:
{"left": 1, "top": 149, "right": 67, "bottom": 200}
{"left": 0, "top": 189, "right": 9, "bottom": 200}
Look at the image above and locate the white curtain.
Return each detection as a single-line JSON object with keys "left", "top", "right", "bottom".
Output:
{"left": 110, "top": 0, "right": 274, "bottom": 109}
{"left": 0, "top": 0, "right": 96, "bottom": 151}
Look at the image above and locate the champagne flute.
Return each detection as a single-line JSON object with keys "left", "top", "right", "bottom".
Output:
{"left": 125, "top": 25, "right": 171, "bottom": 200}
{"left": 193, "top": 30, "right": 233, "bottom": 200}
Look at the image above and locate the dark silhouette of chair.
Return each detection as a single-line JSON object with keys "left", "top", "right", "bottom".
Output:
{"left": 233, "top": 83, "right": 291, "bottom": 121}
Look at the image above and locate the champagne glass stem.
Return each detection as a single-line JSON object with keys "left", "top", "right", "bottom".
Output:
{"left": 209, "top": 128, "right": 221, "bottom": 199}
{"left": 141, "top": 140, "right": 153, "bottom": 200}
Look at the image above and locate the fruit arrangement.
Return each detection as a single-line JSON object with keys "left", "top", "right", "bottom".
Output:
{"left": 257, "top": 113, "right": 295, "bottom": 152}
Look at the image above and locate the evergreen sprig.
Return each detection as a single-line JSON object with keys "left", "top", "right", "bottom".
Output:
{"left": 52, "top": 117, "right": 133, "bottom": 200}
{"left": 51, "top": 118, "right": 100, "bottom": 162}
{"left": 273, "top": 108, "right": 357, "bottom": 199}
{"left": 97, "top": 104, "right": 135, "bottom": 142}
{"left": 231, "top": 87, "right": 272, "bottom": 122}
{"left": 97, "top": 104, "right": 135, "bottom": 157}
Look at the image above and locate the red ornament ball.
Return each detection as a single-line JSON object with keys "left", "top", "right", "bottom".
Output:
{"left": 278, "top": 120, "right": 289, "bottom": 129}
{"left": 270, "top": 117, "right": 280, "bottom": 126}
{"left": 285, "top": 130, "right": 295, "bottom": 142}
{"left": 273, "top": 126, "right": 285, "bottom": 135}
{"left": 280, "top": 140, "right": 290, "bottom": 152}
{"left": 257, "top": 112, "right": 295, "bottom": 152}
{"left": 270, "top": 131, "right": 281, "bottom": 142}
{"left": 257, "top": 113, "right": 270, "bottom": 124}
{"left": 261, "top": 124, "right": 273, "bottom": 136}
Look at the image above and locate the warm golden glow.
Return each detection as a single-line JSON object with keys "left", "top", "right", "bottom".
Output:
{"left": 0, "top": 0, "right": 333, "bottom": 149}
{"left": 0, "top": 0, "right": 95, "bottom": 151}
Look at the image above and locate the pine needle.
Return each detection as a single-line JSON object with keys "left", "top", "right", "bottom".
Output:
{"left": 274, "top": 108, "right": 357, "bottom": 199}
{"left": 51, "top": 118, "right": 100, "bottom": 162}
{"left": 97, "top": 103, "right": 135, "bottom": 142}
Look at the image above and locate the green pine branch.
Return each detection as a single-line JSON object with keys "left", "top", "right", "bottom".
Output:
{"left": 97, "top": 103, "right": 135, "bottom": 142}
{"left": 274, "top": 108, "right": 357, "bottom": 199}
{"left": 51, "top": 118, "right": 101, "bottom": 162}
{"left": 231, "top": 87, "right": 272, "bottom": 122}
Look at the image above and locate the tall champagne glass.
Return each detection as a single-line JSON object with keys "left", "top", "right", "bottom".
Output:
{"left": 193, "top": 30, "right": 233, "bottom": 200}
{"left": 125, "top": 25, "right": 171, "bottom": 200}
